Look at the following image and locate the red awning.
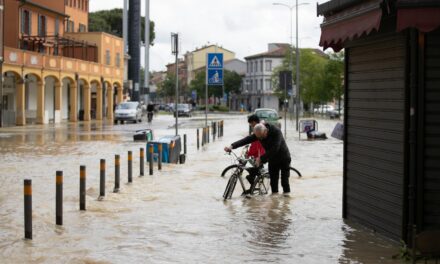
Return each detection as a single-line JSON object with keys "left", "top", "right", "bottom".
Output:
{"left": 319, "top": 0, "right": 383, "bottom": 52}
{"left": 397, "top": 7, "right": 440, "bottom": 32}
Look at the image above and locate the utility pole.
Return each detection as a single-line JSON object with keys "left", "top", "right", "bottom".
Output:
{"left": 295, "top": 0, "right": 301, "bottom": 131}
{"left": 144, "top": 0, "right": 150, "bottom": 103}
{"left": 171, "top": 33, "right": 179, "bottom": 136}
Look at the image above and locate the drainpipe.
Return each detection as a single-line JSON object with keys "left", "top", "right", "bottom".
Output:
{"left": 407, "top": 28, "right": 418, "bottom": 246}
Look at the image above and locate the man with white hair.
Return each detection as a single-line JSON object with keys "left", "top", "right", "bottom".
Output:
{"left": 224, "top": 122, "right": 292, "bottom": 195}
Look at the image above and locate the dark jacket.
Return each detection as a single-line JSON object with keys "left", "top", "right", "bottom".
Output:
{"left": 231, "top": 123, "right": 291, "bottom": 164}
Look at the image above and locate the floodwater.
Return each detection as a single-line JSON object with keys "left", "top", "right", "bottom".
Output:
{"left": 0, "top": 114, "right": 403, "bottom": 263}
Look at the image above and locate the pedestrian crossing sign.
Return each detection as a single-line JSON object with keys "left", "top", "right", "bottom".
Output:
{"left": 207, "top": 53, "right": 223, "bottom": 69}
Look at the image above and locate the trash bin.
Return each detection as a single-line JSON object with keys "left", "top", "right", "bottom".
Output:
{"left": 133, "top": 129, "right": 154, "bottom": 141}
{"left": 147, "top": 135, "right": 181, "bottom": 164}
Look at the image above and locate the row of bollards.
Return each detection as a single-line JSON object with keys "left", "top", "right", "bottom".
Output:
{"left": 196, "top": 120, "right": 224, "bottom": 150}
{"left": 23, "top": 132, "right": 193, "bottom": 240}
{"left": 23, "top": 146, "right": 166, "bottom": 240}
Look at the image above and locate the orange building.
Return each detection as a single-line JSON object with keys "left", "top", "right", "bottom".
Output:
{"left": 2, "top": 0, "right": 124, "bottom": 126}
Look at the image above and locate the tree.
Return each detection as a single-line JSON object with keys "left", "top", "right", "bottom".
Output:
{"left": 89, "top": 8, "right": 155, "bottom": 45}
{"left": 324, "top": 51, "right": 344, "bottom": 109}
{"left": 271, "top": 48, "right": 345, "bottom": 112}
{"left": 157, "top": 74, "right": 175, "bottom": 99}
{"left": 272, "top": 48, "right": 328, "bottom": 105}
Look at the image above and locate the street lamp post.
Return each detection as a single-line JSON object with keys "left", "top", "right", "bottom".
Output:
{"left": 273, "top": 1, "right": 309, "bottom": 132}
{"left": 171, "top": 33, "right": 179, "bottom": 136}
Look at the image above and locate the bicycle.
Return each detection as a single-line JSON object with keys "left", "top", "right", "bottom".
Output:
{"left": 222, "top": 148, "right": 270, "bottom": 200}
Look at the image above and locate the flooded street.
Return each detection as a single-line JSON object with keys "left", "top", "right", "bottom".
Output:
{"left": 0, "top": 114, "right": 402, "bottom": 263}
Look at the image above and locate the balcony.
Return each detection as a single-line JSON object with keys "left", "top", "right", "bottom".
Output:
{"left": 4, "top": 46, "right": 123, "bottom": 80}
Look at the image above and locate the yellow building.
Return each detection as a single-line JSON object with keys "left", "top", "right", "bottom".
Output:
{"left": 2, "top": 0, "right": 124, "bottom": 126}
{"left": 185, "top": 45, "right": 235, "bottom": 85}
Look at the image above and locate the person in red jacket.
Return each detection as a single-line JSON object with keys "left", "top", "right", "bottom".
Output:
{"left": 244, "top": 115, "right": 266, "bottom": 187}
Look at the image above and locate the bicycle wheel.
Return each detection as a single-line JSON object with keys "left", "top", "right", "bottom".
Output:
{"left": 249, "top": 173, "right": 270, "bottom": 196}
{"left": 221, "top": 165, "right": 240, "bottom": 177}
{"left": 223, "top": 175, "right": 238, "bottom": 200}
{"left": 290, "top": 167, "right": 302, "bottom": 178}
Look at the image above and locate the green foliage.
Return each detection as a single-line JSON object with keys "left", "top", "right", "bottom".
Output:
{"left": 392, "top": 240, "right": 412, "bottom": 261}
{"left": 157, "top": 74, "right": 176, "bottom": 98}
{"left": 189, "top": 70, "right": 243, "bottom": 99}
{"left": 89, "top": 8, "right": 155, "bottom": 45}
{"left": 272, "top": 48, "right": 344, "bottom": 107}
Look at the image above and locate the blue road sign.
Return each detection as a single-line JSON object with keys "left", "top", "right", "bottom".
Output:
{"left": 207, "top": 69, "right": 223, "bottom": 85}
{"left": 207, "top": 53, "right": 223, "bottom": 69}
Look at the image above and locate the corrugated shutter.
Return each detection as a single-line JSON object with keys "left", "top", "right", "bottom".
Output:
{"left": 345, "top": 34, "right": 407, "bottom": 240}
{"left": 424, "top": 29, "right": 440, "bottom": 230}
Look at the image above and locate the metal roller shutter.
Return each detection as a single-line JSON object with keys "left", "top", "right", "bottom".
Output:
{"left": 345, "top": 34, "right": 407, "bottom": 240}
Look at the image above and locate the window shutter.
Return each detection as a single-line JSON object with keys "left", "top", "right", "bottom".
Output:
{"left": 38, "top": 15, "right": 41, "bottom": 36}
{"left": 29, "top": 11, "right": 32, "bottom": 35}
{"left": 44, "top": 16, "right": 47, "bottom": 36}
{"left": 21, "top": 9, "right": 25, "bottom": 33}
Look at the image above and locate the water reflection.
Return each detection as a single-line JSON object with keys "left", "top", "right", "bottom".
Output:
{"left": 340, "top": 221, "right": 401, "bottom": 264}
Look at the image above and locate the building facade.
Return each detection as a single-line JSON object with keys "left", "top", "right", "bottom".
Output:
{"left": 231, "top": 43, "right": 288, "bottom": 112}
{"left": 1, "top": 0, "right": 124, "bottom": 126}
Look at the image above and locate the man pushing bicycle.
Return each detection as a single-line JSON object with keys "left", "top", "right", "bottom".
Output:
{"left": 224, "top": 121, "right": 292, "bottom": 196}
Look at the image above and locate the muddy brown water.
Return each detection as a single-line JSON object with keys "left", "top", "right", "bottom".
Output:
{"left": 0, "top": 115, "right": 402, "bottom": 263}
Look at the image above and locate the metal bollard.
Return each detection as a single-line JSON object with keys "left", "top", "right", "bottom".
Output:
{"left": 184, "top": 134, "right": 187, "bottom": 155}
{"left": 128, "top": 151, "right": 133, "bottom": 183}
{"left": 99, "top": 159, "right": 105, "bottom": 200}
{"left": 114, "top": 155, "right": 120, "bottom": 193}
{"left": 197, "top": 129, "right": 200, "bottom": 150}
{"left": 56, "top": 171, "right": 63, "bottom": 226}
{"left": 140, "top": 148, "right": 145, "bottom": 177}
{"left": 80, "top": 166, "right": 86, "bottom": 210}
{"left": 158, "top": 144, "right": 162, "bottom": 170}
{"left": 24, "top": 179, "right": 32, "bottom": 239}
{"left": 207, "top": 126, "right": 210, "bottom": 143}
{"left": 212, "top": 122, "right": 215, "bottom": 141}
{"left": 149, "top": 145, "right": 154, "bottom": 175}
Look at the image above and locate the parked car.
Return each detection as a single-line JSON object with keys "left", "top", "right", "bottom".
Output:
{"left": 326, "top": 108, "right": 344, "bottom": 119}
{"left": 114, "top": 101, "right": 143, "bottom": 124}
{"left": 252, "top": 108, "right": 282, "bottom": 129}
{"left": 174, "top": 104, "right": 192, "bottom": 117}
{"left": 314, "top": 105, "right": 335, "bottom": 114}
{"left": 158, "top": 104, "right": 173, "bottom": 112}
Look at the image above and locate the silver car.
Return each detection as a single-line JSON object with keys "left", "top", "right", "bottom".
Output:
{"left": 114, "top": 102, "right": 143, "bottom": 124}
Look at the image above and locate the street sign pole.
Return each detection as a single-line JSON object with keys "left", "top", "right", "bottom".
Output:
{"left": 205, "top": 54, "right": 208, "bottom": 127}
{"left": 206, "top": 53, "right": 224, "bottom": 126}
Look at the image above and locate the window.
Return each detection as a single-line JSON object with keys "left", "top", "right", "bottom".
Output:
{"left": 260, "top": 60, "right": 263, "bottom": 72}
{"left": 105, "top": 50, "right": 111, "bottom": 65}
{"left": 66, "top": 20, "right": 74, "bottom": 32}
{"left": 21, "top": 10, "right": 31, "bottom": 35}
{"left": 265, "top": 60, "right": 272, "bottom": 71}
{"left": 55, "top": 18, "right": 59, "bottom": 36}
{"left": 85, "top": 0, "right": 88, "bottom": 11}
{"left": 260, "top": 79, "right": 263, "bottom": 91}
{"left": 74, "top": 0, "right": 77, "bottom": 8}
{"left": 254, "top": 61, "right": 257, "bottom": 72}
{"left": 78, "top": 23, "right": 86, "bottom": 32}
{"left": 116, "top": 52, "right": 121, "bottom": 67}
{"left": 246, "top": 62, "right": 249, "bottom": 73}
{"left": 38, "top": 15, "right": 47, "bottom": 36}
{"left": 265, "top": 79, "right": 272, "bottom": 90}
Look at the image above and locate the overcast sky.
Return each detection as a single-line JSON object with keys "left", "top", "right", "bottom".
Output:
{"left": 90, "top": 0, "right": 326, "bottom": 72}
